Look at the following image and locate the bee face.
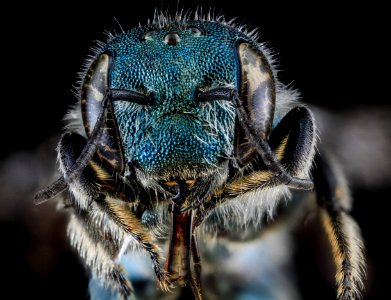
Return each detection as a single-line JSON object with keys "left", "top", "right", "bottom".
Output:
{"left": 34, "top": 13, "right": 366, "bottom": 300}
{"left": 100, "top": 21, "right": 250, "bottom": 180}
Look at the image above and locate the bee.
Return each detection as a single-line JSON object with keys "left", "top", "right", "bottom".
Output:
{"left": 34, "top": 12, "right": 366, "bottom": 300}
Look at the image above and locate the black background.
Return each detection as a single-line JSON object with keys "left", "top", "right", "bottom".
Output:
{"left": 0, "top": 1, "right": 389, "bottom": 299}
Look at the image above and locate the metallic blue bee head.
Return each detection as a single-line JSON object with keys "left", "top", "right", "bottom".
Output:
{"left": 81, "top": 18, "right": 276, "bottom": 184}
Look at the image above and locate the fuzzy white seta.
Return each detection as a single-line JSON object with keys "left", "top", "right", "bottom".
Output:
{"left": 204, "top": 185, "right": 291, "bottom": 233}
{"left": 67, "top": 213, "right": 133, "bottom": 293}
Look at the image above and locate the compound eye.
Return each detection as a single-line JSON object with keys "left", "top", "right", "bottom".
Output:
{"left": 144, "top": 30, "right": 159, "bottom": 41}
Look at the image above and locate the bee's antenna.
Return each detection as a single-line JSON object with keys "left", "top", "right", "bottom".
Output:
{"left": 33, "top": 93, "right": 110, "bottom": 204}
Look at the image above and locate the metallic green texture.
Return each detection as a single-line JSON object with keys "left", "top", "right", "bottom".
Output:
{"left": 103, "top": 21, "right": 253, "bottom": 177}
